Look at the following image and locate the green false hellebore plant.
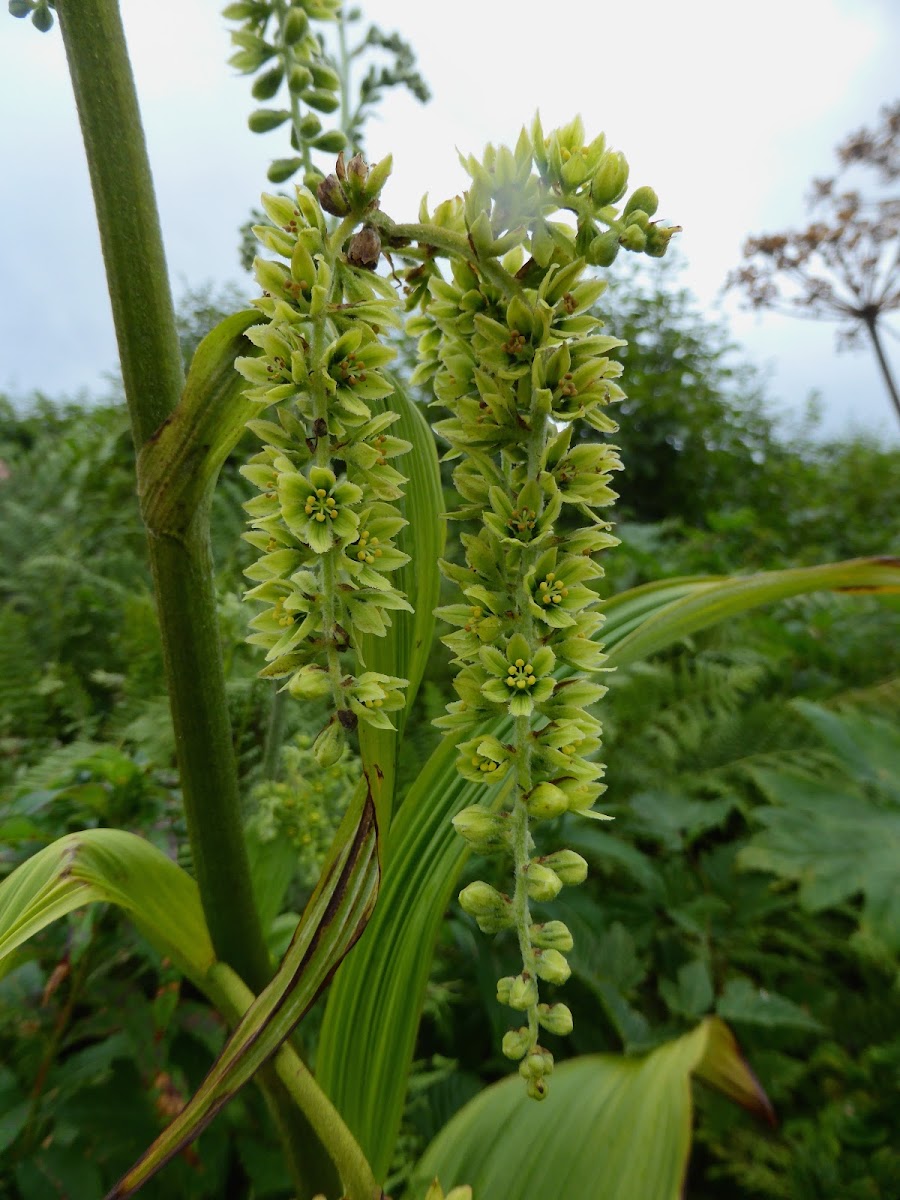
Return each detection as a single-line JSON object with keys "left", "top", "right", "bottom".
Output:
{"left": 4, "top": 2, "right": 900, "bottom": 1198}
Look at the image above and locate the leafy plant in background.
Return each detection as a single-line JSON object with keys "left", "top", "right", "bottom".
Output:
{"left": 2, "top": 2, "right": 900, "bottom": 1199}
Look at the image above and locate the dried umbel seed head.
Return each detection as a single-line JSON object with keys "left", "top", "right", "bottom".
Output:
{"left": 347, "top": 226, "right": 382, "bottom": 271}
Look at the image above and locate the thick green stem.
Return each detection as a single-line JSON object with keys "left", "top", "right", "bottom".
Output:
{"left": 54, "top": 0, "right": 268, "bottom": 993}
{"left": 53, "top": 2, "right": 347, "bottom": 1194}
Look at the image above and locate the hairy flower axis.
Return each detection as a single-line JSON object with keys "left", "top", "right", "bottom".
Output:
{"left": 237, "top": 155, "right": 412, "bottom": 764}
{"left": 410, "top": 116, "right": 678, "bottom": 1098}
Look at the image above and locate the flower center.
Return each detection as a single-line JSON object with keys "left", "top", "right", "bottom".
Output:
{"left": 505, "top": 658, "right": 537, "bottom": 690}
{"left": 537, "top": 572, "right": 569, "bottom": 606}
{"left": 355, "top": 529, "right": 383, "bottom": 563}
{"left": 304, "top": 487, "right": 339, "bottom": 523}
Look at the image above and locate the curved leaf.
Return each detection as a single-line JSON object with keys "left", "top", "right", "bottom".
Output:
{"left": 599, "top": 556, "right": 900, "bottom": 667}
{"left": 0, "top": 829, "right": 214, "bottom": 984}
{"left": 319, "top": 556, "right": 897, "bottom": 1182}
{"left": 411, "top": 1018, "right": 772, "bottom": 1200}
{"left": 138, "top": 309, "right": 263, "bottom": 534}
{"left": 359, "top": 376, "right": 445, "bottom": 829}
{"left": 107, "top": 781, "right": 380, "bottom": 1198}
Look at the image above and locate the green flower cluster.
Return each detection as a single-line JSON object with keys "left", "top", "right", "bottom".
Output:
{"left": 407, "top": 118, "right": 677, "bottom": 1097}
{"left": 237, "top": 157, "right": 411, "bottom": 764}
{"left": 249, "top": 732, "right": 359, "bottom": 889}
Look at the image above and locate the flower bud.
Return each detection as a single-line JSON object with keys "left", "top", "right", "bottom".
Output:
{"left": 591, "top": 150, "right": 629, "bottom": 206}
{"left": 496, "top": 976, "right": 516, "bottom": 1005}
{"left": 287, "top": 664, "right": 332, "bottom": 700}
{"left": 282, "top": 6, "right": 309, "bottom": 42}
{"left": 452, "top": 806, "right": 510, "bottom": 854}
{"left": 268, "top": 158, "right": 304, "bottom": 184}
{"left": 534, "top": 948, "right": 571, "bottom": 985}
{"left": 288, "top": 65, "right": 314, "bottom": 93}
{"left": 588, "top": 229, "right": 620, "bottom": 267}
{"left": 623, "top": 185, "right": 659, "bottom": 218}
{"left": 524, "top": 861, "right": 562, "bottom": 902}
{"left": 537, "top": 1002, "right": 574, "bottom": 1036}
{"left": 507, "top": 972, "right": 539, "bottom": 1011}
{"left": 619, "top": 224, "right": 647, "bottom": 253}
{"left": 458, "top": 881, "right": 513, "bottom": 933}
{"left": 539, "top": 849, "right": 588, "bottom": 886}
{"left": 518, "top": 1046, "right": 554, "bottom": 1081}
{"left": 526, "top": 782, "right": 569, "bottom": 821}
{"left": 252, "top": 66, "right": 285, "bottom": 101}
{"left": 530, "top": 920, "right": 574, "bottom": 952}
{"left": 501, "top": 1026, "right": 533, "bottom": 1060}
{"left": 303, "top": 88, "right": 340, "bottom": 114}
{"left": 313, "top": 720, "right": 345, "bottom": 767}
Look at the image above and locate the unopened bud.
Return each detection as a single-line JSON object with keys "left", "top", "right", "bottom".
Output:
{"left": 539, "top": 849, "right": 588, "bottom": 886}
{"left": 538, "top": 1002, "right": 574, "bottom": 1036}
{"left": 623, "top": 185, "right": 659, "bottom": 218}
{"left": 287, "top": 664, "right": 332, "bottom": 700}
{"left": 282, "top": 6, "right": 309, "bottom": 42}
{"left": 591, "top": 150, "right": 629, "bottom": 206}
{"left": 619, "top": 224, "right": 647, "bottom": 253}
{"left": 534, "top": 948, "right": 571, "bottom": 985}
{"left": 588, "top": 229, "right": 620, "bottom": 267}
{"left": 530, "top": 920, "right": 574, "bottom": 952}
{"left": 496, "top": 975, "right": 516, "bottom": 1005}
{"left": 507, "top": 972, "right": 539, "bottom": 1011}
{"left": 313, "top": 721, "right": 345, "bottom": 767}
{"left": 501, "top": 1026, "right": 533, "bottom": 1060}
{"left": 458, "top": 881, "right": 513, "bottom": 933}
{"left": 452, "top": 806, "right": 510, "bottom": 854}
{"left": 518, "top": 1046, "right": 554, "bottom": 1081}
{"left": 527, "top": 782, "right": 569, "bottom": 821}
{"left": 524, "top": 861, "right": 563, "bottom": 902}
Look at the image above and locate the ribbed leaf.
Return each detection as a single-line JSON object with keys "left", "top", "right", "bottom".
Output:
{"left": 317, "top": 737, "right": 513, "bottom": 1181}
{"left": 359, "top": 375, "right": 445, "bottom": 829}
{"left": 411, "top": 1018, "right": 773, "bottom": 1200}
{"left": 0, "top": 829, "right": 214, "bottom": 985}
{"left": 106, "top": 780, "right": 380, "bottom": 1198}
{"left": 319, "top": 556, "right": 897, "bottom": 1184}
{"left": 599, "top": 556, "right": 900, "bottom": 667}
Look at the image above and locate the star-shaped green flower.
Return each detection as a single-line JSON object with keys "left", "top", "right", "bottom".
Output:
{"left": 279, "top": 465, "right": 362, "bottom": 554}
{"left": 480, "top": 633, "right": 555, "bottom": 717}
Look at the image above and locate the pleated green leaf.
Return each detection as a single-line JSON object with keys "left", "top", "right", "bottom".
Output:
{"left": 358, "top": 375, "right": 445, "bottom": 829}
{"left": 319, "top": 555, "right": 897, "bottom": 1186}
{"left": 598, "top": 556, "right": 900, "bottom": 667}
{"left": 411, "top": 1017, "right": 773, "bottom": 1200}
{"left": 0, "top": 829, "right": 214, "bottom": 985}
{"left": 106, "top": 779, "right": 380, "bottom": 1198}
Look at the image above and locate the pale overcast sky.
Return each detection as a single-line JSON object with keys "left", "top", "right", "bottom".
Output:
{"left": 2, "top": 0, "right": 899, "bottom": 440}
